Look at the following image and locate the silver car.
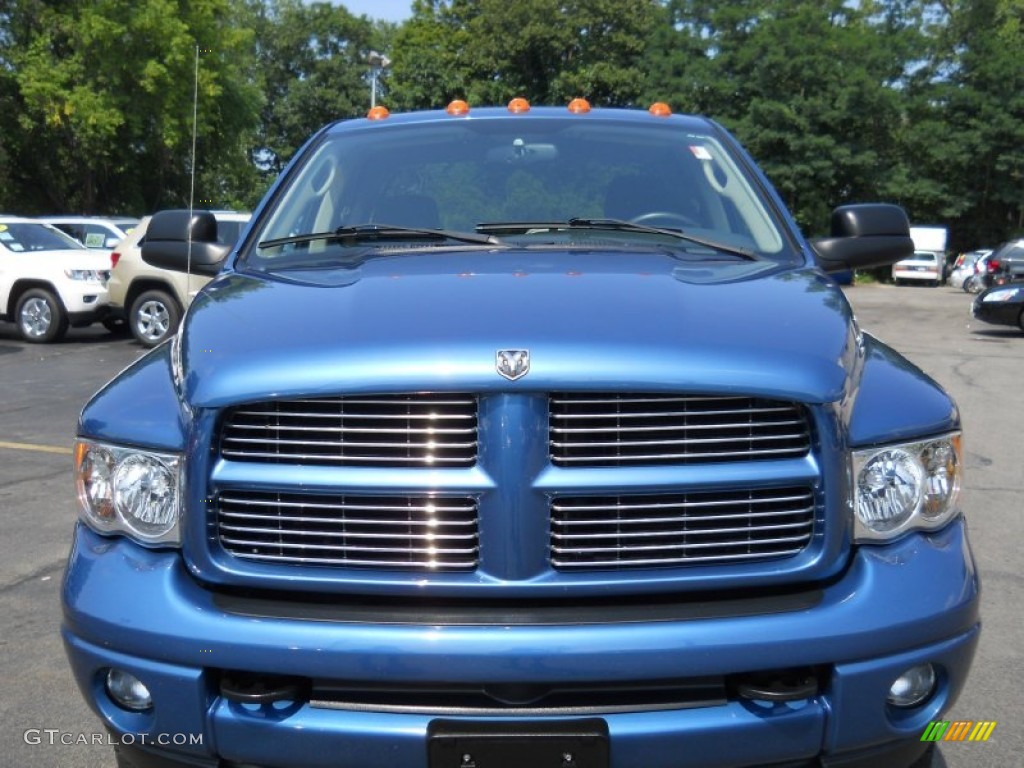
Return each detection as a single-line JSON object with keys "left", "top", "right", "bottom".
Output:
{"left": 948, "top": 249, "right": 992, "bottom": 291}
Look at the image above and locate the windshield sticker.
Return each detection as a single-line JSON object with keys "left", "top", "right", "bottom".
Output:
{"left": 85, "top": 233, "right": 106, "bottom": 248}
{"left": 0, "top": 224, "right": 7, "bottom": 232}
{"left": 689, "top": 145, "right": 713, "bottom": 161}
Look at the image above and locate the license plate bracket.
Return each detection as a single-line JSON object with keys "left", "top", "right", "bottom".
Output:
{"left": 428, "top": 718, "right": 609, "bottom": 768}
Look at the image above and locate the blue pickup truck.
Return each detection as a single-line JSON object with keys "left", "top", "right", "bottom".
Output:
{"left": 64, "top": 102, "right": 978, "bottom": 768}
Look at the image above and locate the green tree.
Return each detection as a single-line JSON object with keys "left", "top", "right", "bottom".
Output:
{"left": 872, "top": 0, "right": 1024, "bottom": 250}
{"left": 390, "top": 0, "right": 659, "bottom": 109}
{"left": 1, "top": 0, "right": 1020, "bottom": 251}
{"left": 0, "top": 1, "right": 16, "bottom": 207}
{"left": 252, "top": 0, "right": 386, "bottom": 177}
{"left": 387, "top": 0, "right": 478, "bottom": 109}
{"left": 875, "top": 1, "right": 980, "bottom": 243}
{"left": 641, "top": 0, "right": 913, "bottom": 233}
{"left": 5, "top": 0, "right": 262, "bottom": 214}
{"left": 938, "top": 0, "right": 1024, "bottom": 246}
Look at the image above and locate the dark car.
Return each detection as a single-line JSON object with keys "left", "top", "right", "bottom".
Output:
{"left": 956, "top": 241, "right": 1023, "bottom": 293}
{"left": 972, "top": 282, "right": 1024, "bottom": 331}
{"left": 985, "top": 239, "right": 1024, "bottom": 286}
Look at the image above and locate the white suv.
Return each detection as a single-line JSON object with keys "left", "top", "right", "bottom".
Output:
{"left": 107, "top": 211, "right": 250, "bottom": 346}
{"left": 0, "top": 216, "right": 112, "bottom": 342}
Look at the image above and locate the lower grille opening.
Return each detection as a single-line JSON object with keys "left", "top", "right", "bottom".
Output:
{"left": 214, "top": 667, "right": 828, "bottom": 717}
{"left": 730, "top": 667, "right": 824, "bottom": 703}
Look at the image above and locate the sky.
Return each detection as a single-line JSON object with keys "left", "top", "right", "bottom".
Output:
{"left": 339, "top": 0, "right": 413, "bottom": 23}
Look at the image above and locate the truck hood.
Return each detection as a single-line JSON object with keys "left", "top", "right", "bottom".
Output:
{"left": 178, "top": 249, "right": 858, "bottom": 408}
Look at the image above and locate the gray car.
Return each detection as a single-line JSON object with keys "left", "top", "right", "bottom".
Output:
{"left": 948, "top": 249, "right": 992, "bottom": 291}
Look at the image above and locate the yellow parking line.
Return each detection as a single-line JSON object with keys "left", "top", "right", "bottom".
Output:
{"left": 0, "top": 440, "right": 73, "bottom": 455}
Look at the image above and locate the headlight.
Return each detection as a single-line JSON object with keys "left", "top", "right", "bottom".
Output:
{"left": 982, "top": 288, "right": 1019, "bottom": 302}
{"left": 64, "top": 269, "right": 104, "bottom": 282}
{"left": 74, "top": 440, "right": 182, "bottom": 545}
{"left": 852, "top": 434, "right": 961, "bottom": 542}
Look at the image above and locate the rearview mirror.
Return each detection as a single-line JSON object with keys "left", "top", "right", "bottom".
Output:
{"left": 486, "top": 139, "right": 558, "bottom": 165}
{"left": 810, "top": 204, "right": 913, "bottom": 273}
{"left": 141, "top": 210, "right": 231, "bottom": 277}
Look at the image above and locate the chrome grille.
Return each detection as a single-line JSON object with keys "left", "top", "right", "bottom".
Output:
{"left": 220, "top": 394, "right": 477, "bottom": 467}
{"left": 217, "top": 491, "right": 479, "bottom": 570}
{"left": 549, "top": 393, "right": 811, "bottom": 466}
{"left": 551, "top": 486, "right": 815, "bottom": 569}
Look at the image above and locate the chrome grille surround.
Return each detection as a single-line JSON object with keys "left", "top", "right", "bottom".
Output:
{"left": 549, "top": 393, "right": 811, "bottom": 466}
{"left": 217, "top": 491, "right": 479, "bottom": 571}
{"left": 551, "top": 486, "right": 815, "bottom": 570}
{"left": 219, "top": 394, "right": 478, "bottom": 467}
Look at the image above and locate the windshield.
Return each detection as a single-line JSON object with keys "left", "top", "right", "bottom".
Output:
{"left": 243, "top": 114, "right": 798, "bottom": 270}
{"left": 0, "top": 221, "right": 86, "bottom": 252}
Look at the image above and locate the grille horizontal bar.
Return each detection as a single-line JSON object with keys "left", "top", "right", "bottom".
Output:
{"left": 310, "top": 677, "right": 726, "bottom": 715}
{"left": 549, "top": 393, "right": 811, "bottom": 466}
{"left": 220, "top": 394, "right": 478, "bottom": 467}
{"left": 217, "top": 491, "right": 479, "bottom": 571}
{"left": 551, "top": 486, "right": 815, "bottom": 569}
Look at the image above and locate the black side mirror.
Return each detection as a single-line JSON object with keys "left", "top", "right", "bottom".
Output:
{"left": 141, "top": 210, "right": 231, "bottom": 277}
{"left": 810, "top": 204, "right": 913, "bottom": 273}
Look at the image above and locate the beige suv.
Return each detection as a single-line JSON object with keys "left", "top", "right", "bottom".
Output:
{"left": 107, "top": 211, "right": 250, "bottom": 346}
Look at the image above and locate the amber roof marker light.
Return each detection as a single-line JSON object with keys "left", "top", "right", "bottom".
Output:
{"left": 507, "top": 97, "right": 531, "bottom": 114}
{"left": 446, "top": 100, "right": 470, "bottom": 116}
{"left": 567, "top": 98, "right": 591, "bottom": 114}
{"left": 366, "top": 105, "right": 390, "bottom": 120}
{"left": 648, "top": 102, "right": 673, "bottom": 117}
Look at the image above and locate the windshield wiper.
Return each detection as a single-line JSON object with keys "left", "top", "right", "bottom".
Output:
{"left": 475, "top": 217, "right": 760, "bottom": 261}
{"left": 258, "top": 223, "right": 504, "bottom": 250}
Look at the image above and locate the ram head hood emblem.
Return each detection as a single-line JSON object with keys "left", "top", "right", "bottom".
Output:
{"left": 496, "top": 349, "right": 530, "bottom": 381}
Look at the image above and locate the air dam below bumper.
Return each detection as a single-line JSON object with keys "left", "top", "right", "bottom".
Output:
{"left": 62, "top": 520, "right": 979, "bottom": 768}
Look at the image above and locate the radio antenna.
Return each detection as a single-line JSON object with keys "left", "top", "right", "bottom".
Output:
{"left": 187, "top": 43, "right": 199, "bottom": 278}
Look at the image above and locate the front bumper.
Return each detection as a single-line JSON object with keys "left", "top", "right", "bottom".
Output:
{"left": 63, "top": 284, "right": 110, "bottom": 326}
{"left": 971, "top": 294, "right": 1022, "bottom": 328}
{"left": 891, "top": 268, "right": 940, "bottom": 283}
{"left": 67, "top": 304, "right": 110, "bottom": 327}
{"left": 62, "top": 520, "right": 979, "bottom": 768}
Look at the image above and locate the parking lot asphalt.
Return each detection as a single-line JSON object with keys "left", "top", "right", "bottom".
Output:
{"left": 0, "top": 284, "right": 1020, "bottom": 767}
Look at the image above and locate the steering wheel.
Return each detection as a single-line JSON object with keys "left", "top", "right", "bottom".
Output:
{"left": 629, "top": 211, "right": 699, "bottom": 229}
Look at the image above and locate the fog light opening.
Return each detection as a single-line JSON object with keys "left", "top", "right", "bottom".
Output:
{"left": 105, "top": 668, "right": 153, "bottom": 712}
{"left": 887, "top": 663, "right": 936, "bottom": 708}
